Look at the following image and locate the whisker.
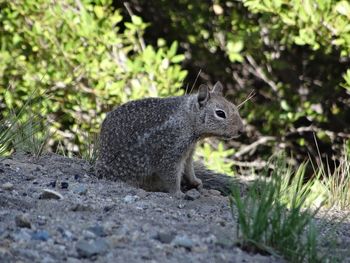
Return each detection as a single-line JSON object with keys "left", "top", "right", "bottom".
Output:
{"left": 237, "top": 90, "right": 256, "bottom": 109}
{"left": 189, "top": 69, "right": 202, "bottom": 94}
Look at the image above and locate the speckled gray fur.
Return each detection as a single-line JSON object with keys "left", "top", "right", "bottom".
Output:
{"left": 95, "top": 82, "right": 244, "bottom": 197}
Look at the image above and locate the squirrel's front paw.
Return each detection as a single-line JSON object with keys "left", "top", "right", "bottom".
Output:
{"left": 190, "top": 178, "right": 203, "bottom": 190}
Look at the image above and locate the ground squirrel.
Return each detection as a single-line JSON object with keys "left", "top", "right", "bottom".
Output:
{"left": 95, "top": 82, "right": 244, "bottom": 197}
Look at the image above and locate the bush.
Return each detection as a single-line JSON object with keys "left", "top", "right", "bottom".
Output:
{"left": 0, "top": 0, "right": 187, "bottom": 154}
{"left": 120, "top": 0, "right": 350, "bottom": 161}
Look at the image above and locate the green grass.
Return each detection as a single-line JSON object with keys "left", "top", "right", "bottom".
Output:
{"left": 311, "top": 144, "right": 350, "bottom": 209}
{"left": 0, "top": 89, "right": 50, "bottom": 157}
{"left": 230, "top": 156, "right": 323, "bottom": 262}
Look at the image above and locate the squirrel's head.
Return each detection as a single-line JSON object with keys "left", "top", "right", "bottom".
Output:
{"left": 193, "top": 82, "right": 244, "bottom": 140}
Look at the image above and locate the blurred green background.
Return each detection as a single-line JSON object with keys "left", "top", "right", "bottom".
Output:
{"left": 1, "top": 0, "right": 350, "bottom": 169}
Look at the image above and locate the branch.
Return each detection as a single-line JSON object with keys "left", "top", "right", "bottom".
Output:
{"left": 245, "top": 55, "right": 278, "bottom": 92}
{"left": 234, "top": 136, "right": 276, "bottom": 158}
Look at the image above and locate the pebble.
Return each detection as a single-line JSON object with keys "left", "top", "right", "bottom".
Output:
{"left": 47, "top": 180, "right": 57, "bottom": 188}
{"left": 208, "top": 189, "right": 221, "bottom": 196}
{"left": 178, "top": 203, "right": 185, "bottom": 209}
{"left": 155, "top": 231, "right": 176, "bottom": 244}
{"left": 16, "top": 248, "right": 40, "bottom": 260}
{"left": 61, "top": 181, "right": 69, "bottom": 189}
{"left": 123, "top": 195, "right": 140, "bottom": 204}
{"left": 76, "top": 238, "right": 109, "bottom": 258}
{"left": 15, "top": 213, "right": 32, "bottom": 228}
{"left": 108, "top": 234, "right": 128, "bottom": 247}
{"left": 185, "top": 189, "right": 201, "bottom": 200}
{"left": 39, "top": 189, "right": 63, "bottom": 200}
{"left": 31, "top": 230, "right": 50, "bottom": 241}
{"left": 13, "top": 229, "right": 32, "bottom": 241}
{"left": 73, "top": 185, "right": 87, "bottom": 195}
{"left": 57, "top": 227, "right": 74, "bottom": 240}
{"left": 172, "top": 235, "right": 194, "bottom": 249}
{"left": 87, "top": 225, "right": 106, "bottom": 237}
{"left": 37, "top": 215, "right": 47, "bottom": 226}
{"left": 71, "top": 203, "right": 94, "bottom": 212}
{"left": 1, "top": 182, "right": 14, "bottom": 191}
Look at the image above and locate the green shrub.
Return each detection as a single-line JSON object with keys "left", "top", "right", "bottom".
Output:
{"left": 0, "top": 0, "right": 187, "bottom": 155}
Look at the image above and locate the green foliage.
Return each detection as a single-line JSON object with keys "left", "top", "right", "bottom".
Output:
{"left": 124, "top": 0, "right": 350, "bottom": 160}
{"left": 196, "top": 142, "right": 235, "bottom": 176}
{"left": 230, "top": 156, "right": 323, "bottom": 262}
{"left": 0, "top": 0, "right": 187, "bottom": 154}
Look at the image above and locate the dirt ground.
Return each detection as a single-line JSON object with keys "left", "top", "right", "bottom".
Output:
{"left": 0, "top": 153, "right": 349, "bottom": 262}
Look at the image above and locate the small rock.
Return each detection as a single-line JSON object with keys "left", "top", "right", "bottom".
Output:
{"left": 61, "top": 182, "right": 69, "bottom": 189}
{"left": 37, "top": 215, "right": 47, "bottom": 226}
{"left": 15, "top": 214, "right": 31, "bottom": 228}
{"left": 16, "top": 248, "right": 40, "bottom": 260}
{"left": 192, "top": 245, "right": 208, "bottom": 253}
{"left": 13, "top": 229, "right": 32, "bottom": 241}
{"left": 31, "top": 230, "right": 50, "bottom": 241}
{"left": 155, "top": 231, "right": 176, "bottom": 244}
{"left": 73, "top": 185, "right": 87, "bottom": 195}
{"left": 1, "top": 182, "right": 14, "bottom": 191}
{"left": 39, "top": 189, "right": 63, "bottom": 200}
{"left": 76, "top": 238, "right": 109, "bottom": 258}
{"left": 172, "top": 235, "right": 194, "bottom": 249}
{"left": 108, "top": 234, "right": 128, "bottom": 247}
{"left": 208, "top": 189, "right": 221, "bottom": 196}
{"left": 57, "top": 227, "right": 74, "bottom": 240}
{"left": 0, "top": 167, "right": 4, "bottom": 173}
{"left": 123, "top": 195, "right": 140, "bottom": 204}
{"left": 178, "top": 203, "right": 185, "bottom": 209}
{"left": 47, "top": 181, "right": 56, "bottom": 188}
{"left": 87, "top": 225, "right": 106, "bottom": 237}
{"left": 71, "top": 203, "right": 94, "bottom": 212}
{"left": 136, "top": 189, "right": 148, "bottom": 198}
{"left": 185, "top": 189, "right": 201, "bottom": 200}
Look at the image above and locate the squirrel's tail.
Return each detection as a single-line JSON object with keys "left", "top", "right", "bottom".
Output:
{"left": 192, "top": 162, "right": 236, "bottom": 195}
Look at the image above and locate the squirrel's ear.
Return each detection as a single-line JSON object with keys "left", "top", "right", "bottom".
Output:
{"left": 197, "top": 84, "right": 210, "bottom": 106}
{"left": 212, "top": 81, "right": 224, "bottom": 96}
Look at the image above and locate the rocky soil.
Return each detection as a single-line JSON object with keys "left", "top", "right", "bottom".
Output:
{"left": 0, "top": 153, "right": 349, "bottom": 263}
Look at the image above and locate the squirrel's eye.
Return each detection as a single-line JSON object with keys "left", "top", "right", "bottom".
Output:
{"left": 215, "top": 110, "right": 226, "bottom": 119}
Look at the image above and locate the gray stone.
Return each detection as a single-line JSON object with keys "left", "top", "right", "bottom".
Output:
{"left": 13, "top": 229, "right": 32, "bottom": 241}
{"left": 16, "top": 248, "right": 40, "bottom": 260}
{"left": 172, "top": 235, "right": 194, "bottom": 249}
{"left": 1, "top": 182, "right": 14, "bottom": 191}
{"left": 31, "top": 230, "right": 50, "bottom": 241}
{"left": 76, "top": 238, "right": 109, "bottom": 258}
{"left": 123, "top": 195, "right": 140, "bottom": 204}
{"left": 73, "top": 185, "right": 87, "bottom": 195}
{"left": 155, "top": 231, "right": 176, "bottom": 244}
{"left": 87, "top": 225, "right": 106, "bottom": 237}
{"left": 70, "top": 203, "right": 94, "bottom": 212}
{"left": 15, "top": 213, "right": 32, "bottom": 228}
{"left": 185, "top": 189, "right": 201, "bottom": 201}
{"left": 208, "top": 189, "right": 221, "bottom": 196}
{"left": 39, "top": 189, "right": 63, "bottom": 200}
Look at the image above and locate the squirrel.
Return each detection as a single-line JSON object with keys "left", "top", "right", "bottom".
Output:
{"left": 95, "top": 82, "right": 244, "bottom": 197}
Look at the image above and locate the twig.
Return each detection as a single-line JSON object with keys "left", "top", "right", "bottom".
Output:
{"left": 245, "top": 55, "right": 278, "bottom": 92}
{"left": 234, "top": 136, "right": 276, "bottom": 158}
{"left": 286, "top": 126, "right": 350, "bottom": 139}
{"left": 123, "top": 2, "right": 145, "bottom": 51}
{"left": 231, "top": 159, "right": 275, "bottom": 169}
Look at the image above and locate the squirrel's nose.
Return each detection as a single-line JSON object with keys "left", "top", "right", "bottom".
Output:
{"left": 237, "top": 126, "right": 244, "bottom": 137}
